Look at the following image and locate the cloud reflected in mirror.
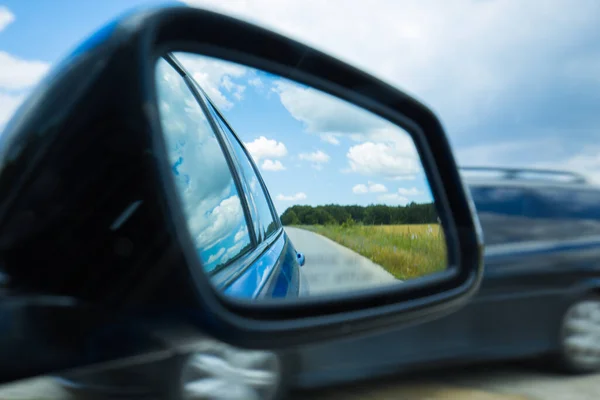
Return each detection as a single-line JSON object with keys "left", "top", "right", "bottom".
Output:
{"left": 154, "top": 53, "right": 447, "bottom": 302}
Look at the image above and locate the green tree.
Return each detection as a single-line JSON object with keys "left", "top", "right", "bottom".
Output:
{"left": 346, "top": 205, "right": 366, "bottom": 223}
{"left": 322, "top": 204, "right": 351, "bottom": 224}
{"left": 279, "top": 202, "right": 439, "bottom": 226}
{"left": 280, "top": 209, "right": 301, "bottom": 225}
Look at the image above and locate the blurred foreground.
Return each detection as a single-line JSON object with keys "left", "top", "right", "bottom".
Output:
{"left": 1, "top": 362, "right": 599, "bottom": 400}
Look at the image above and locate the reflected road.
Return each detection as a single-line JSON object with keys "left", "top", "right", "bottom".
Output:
{"left": 284, "top": 227, "right": 397, "bottom": 295}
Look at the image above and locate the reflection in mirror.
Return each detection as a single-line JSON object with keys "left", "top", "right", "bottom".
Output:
{"left": 155, "top": 53, "right": 447, "bottom": 302}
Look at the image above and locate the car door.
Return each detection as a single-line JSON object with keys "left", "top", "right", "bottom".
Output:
{"left": 519, "top": 187, "right": 600, "bottom": 299}
{"left": 194, "top": 89, "right": 301, "bottom": 299}
{"left": 466, "top": 184, "right": 566, "bottom": 356}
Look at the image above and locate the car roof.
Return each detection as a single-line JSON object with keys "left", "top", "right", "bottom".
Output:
{"left": 464, "top": 177, "right": 600, "bottom": 191}
{"left": 460, "top": 167, "right": 600, "bottom": 192}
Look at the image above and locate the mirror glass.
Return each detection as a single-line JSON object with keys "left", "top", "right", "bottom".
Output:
{"left": 154, "top": 52, "right": 447, "bottom": 302}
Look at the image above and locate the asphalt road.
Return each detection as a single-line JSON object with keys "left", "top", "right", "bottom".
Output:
{"left": 284, "top": 227, "right": 398, "bottom": 296}
{"left": 292, "top": 362, "right": 600, "bottom": 400}
{"left": 2, "top": 363, "right": 599, "bottom": 399}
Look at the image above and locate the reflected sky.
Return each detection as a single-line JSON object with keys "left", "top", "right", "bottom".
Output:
{"left": 173, "top": 52, "right": 435, "bottom": 214}
{"left": 155, "top": 58, "right": 251, "bottom": 272}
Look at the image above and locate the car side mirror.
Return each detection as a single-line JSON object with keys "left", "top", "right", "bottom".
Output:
{"left": 0, "top": 4, "right": 483, "bottom": 383}
{"left": 296, "top": 252, "right": 305, "bottom": 267}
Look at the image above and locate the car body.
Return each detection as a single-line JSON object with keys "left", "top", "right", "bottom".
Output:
{"left": 292, "top": 167, "right": 600, "bottom": 388}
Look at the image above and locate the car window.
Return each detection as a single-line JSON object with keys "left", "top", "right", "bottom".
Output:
{"left": 213, "top": 112, "right": 279, "bottom": 242}
{"left": 525, "top": 187, "right": 600, "bottom": 241}
{"left": 469, "top": 185, "right": 531, "bottom": 246}
{"left": 565, "top": 189, "right": 600, "bottom": 220}
{"left": 531, "top": 188, "right": 600, "bottom": 220}
{"left": 155, "top": 58, "right": 253, "bottom": 273}
{"left": 470, "top": 186, "right": 525, "bottom": 217}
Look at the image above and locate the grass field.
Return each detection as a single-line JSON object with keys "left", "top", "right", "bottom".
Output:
{"left": 298, "top": 224, "right": 446, "bottom": 280}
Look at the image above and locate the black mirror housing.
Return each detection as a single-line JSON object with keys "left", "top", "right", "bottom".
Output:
{"left": 0, "top": 4, "right": 483, "bottom": 381}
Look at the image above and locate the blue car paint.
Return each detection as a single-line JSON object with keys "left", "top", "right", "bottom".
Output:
{"left": 297, "top": 252, "right": 306, "bottom": 267}
{"left": 272, "top": 233, "right": 300, "bottom": 298}
{"left": 271, "top": 269, "right": 290, "bottom": 297}
{"left": 222, "top": 231, "right": 301, "bottom": 299}
{"left": 222, "top": 232, "right": 285, "bottom": 298}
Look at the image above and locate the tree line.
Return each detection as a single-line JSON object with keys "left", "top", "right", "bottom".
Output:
{"left": 280, "top": 202, "right": 439, "bottom": 226}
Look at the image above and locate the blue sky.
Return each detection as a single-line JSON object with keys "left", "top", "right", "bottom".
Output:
{"left": 1, "top": 0, "right": 600, "bottom": 204}
{"left": 0, "top": 0, "right": 172, "bottom": 62}
{"left": 173, "top": 53, "right": 433, "bottom": 213}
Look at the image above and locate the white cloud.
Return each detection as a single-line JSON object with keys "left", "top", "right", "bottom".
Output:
{"left": 184, "top": 0, "right": 600, "bottom": 134}
{"left": 299, "top": 150, "right": 330, "bottom": 170}
{"left": 184, "top": 0, "right": 600, "bottom": 185}
{"left": 222, "top": 75, "right": 246, "bottom": 101}
{"left": 368, "top": 182, "right": 388, "bottom": 193}
{"left": 276, "top": 192, "right": 307, "bottom": 201}
{"left": 321, "top": 133, "right": 340, "bottom": 145}
{"left": 207, "top": 247, "right": 226, "bottom": 264}
{"left": 352, "top": 184, "right": 368, "bottom": 194}
{"left": 175, "top": 52, "right": 249, "bottom": 110}
{"left": 272, "top": 80, "right": 385, "bottom": 134}
{"left": 534, "top": 148, "right": 600, "bottom": 185}
{"left": 209, "top": 225, "right": 250, "bottom": 265}
{"left": 261, "top": 159, "right": 286, "bottom": 171}
{"left": 455, "top": 139, "right": 600, "bottom": 185}
{"left": 378, "top": 193, "right": 410, "bottom": 205}
{"left": 272, "top": 71, "right": 424, "bottom": 179}
{"left": 0, "top": 91, "right": 26, "bottom": 130}
{"left": 221, "top": 75, "right": 235, "bottom": 91}
{"left": 223, "top": 239, "right": 246, "bottom": 262}
{"left": 455, "top": 137, "right": 588, "bottom": 184}
{"left": 353, "top": 181, "right": 388, "bottom": 194}
{"left": 234, "top": 225, "right": 246, "bottom": 243}
{"left": 244, "top": 136, "right": 287, "bottom": 161}
{"left": 189, "top": 195, "right": 245, "bottom": 249}
{"left": 456, "top": 139, "right": 565, "bottom": 167}
{"left": 347, "top": 141, "right": 421, "bottom": 179}
{"left": 352, "top": 182, "right": 387, "bottom": 194}
{"left": 0, "top": 9, "right": 51, "bottom": 132}
{"left": 0, "top": 6, "right": 15, "bottom": 33}
{"left": 248, "top": 77, "right": 263, "bottom": 88}
{"left": 299, "top": 150, "right": 329, "bottom": 163}
{"left": 0, "top": 52, "right": 51, "bottom": 91}
{"left": 398, "top": 187, "right": 422, "bottom": 196}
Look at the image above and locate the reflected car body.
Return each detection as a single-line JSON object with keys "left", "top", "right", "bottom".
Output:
{"left": 217, "top": 232, "right": 304, "bottom": 299}
{"left": 293, "top": 169, "right": 600, "bottom": 388}
{"left": 159, "top": 54, "right": 307, "bottom": 301}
